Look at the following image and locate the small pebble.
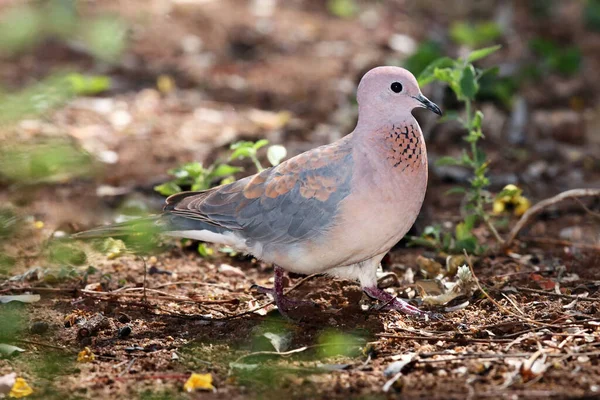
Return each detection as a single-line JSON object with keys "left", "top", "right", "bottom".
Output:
{"left": 118, "top": 326, "right": 132, "bottom": 339}
{"left": 117, "top": 313, "right": 131, "bottom": 323}
{"left": 30, "top": 321, "right": 49, "bottom": 335}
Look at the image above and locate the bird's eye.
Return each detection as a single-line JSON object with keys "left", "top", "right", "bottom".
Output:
{"left": 391, "top": 82, "right": 403, "bottom": 93}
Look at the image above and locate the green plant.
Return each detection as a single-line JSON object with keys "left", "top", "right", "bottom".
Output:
{"left": 156, "top": 139, "right": 287, "bottom": 196}
{"left": 417, "top": 45, "right": 503, "bottom": 254}
{"left": 230, "top": 139, "right": 287, "bottom": 172}
{"left": 450, "top": 21, "right": 502, "bottom": 48}
{"left": 404, "top": 40, "right": 443, "bottom": 77}
{"left": 154, "top": 161, "right": 242, "bottom": 196}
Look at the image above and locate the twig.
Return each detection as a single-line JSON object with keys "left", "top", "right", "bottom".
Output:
{"left": 518, "top": 236, "right": 600, "bottom": 252}
{"left": 14, "top": 339, "right": 71, "bottom": 352}
{"left": 233, "top": 346, "right": 310, "bottom": 363}
{"left": 516, "top": 287, "right": 600, "bottom": 303}
{"left": 377, "top": 333, "right": 512, "bottom": 343}
{"left": 152, "top": 281, "right": 232, "bottom": 290}
{"left": 573, "top": 197, "right": 600, "bottom": 219}
{"left": 139, "top": 256, "right": 147, "bottom": 303}
{"left": 463, "top": 250, "right": 561, "bottom": 327}
{"left": 504, "top": 189, "right": 600, "bottom": 248}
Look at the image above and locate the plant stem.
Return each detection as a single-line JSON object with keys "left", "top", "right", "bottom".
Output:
{"left": 251, "top": 155, "right": 263, "bottom": 172}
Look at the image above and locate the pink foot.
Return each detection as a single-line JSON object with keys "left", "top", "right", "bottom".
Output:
{"left": 252, "top": 266, "right": 314, "bottom": 318}
{"left": 363, "top": 286, "right": 441, "bottom": 320}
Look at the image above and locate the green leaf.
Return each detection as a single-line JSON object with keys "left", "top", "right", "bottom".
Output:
{"left": 197, "top": 243, "right": 214, "bottom": 257}
{"left": 454, "top": 237, "right": 478, "bottom": 253}
{"left": 459, "top": 65, "right": 479, "bottom": 100}
{"left": 252, "top": 139, "right": 269, "bottom": 151}
{"left": 445, "top": 187, "right": 466, "bottom": 196}
{"left": 230, "top": 141, "right": 254, "bottom": 150}
{"left": 435, "top": 156, "right": 463, "bottom": 166}
{"left": 466, "top": 45, "right": 502, "bottom": 63}
{"left": 417, "top": 57, "right": 456, "bottom": 86}
{"left": 230, "top": 147, "right": 254, "bottom": 160}
{"left": 450, "top": 21, "right": 502, "bottom": 48}
{"left": 210, "top": 164, "right": 242, "bottom": 179}
{"left": 433, "top": 67, "right": 455, "bottom": 84}
{"left": 66, "top": 74, "right": 111, "bottom": 95}
{"left": 473, "top": 110, "right": 484, "bottom": 129}
{"left": 154, "top": 182, "right": 181, "bottom": 196}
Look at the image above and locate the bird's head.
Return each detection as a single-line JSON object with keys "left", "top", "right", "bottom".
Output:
{"left": 356, "top": 66, "right": 442, "bottom": 119}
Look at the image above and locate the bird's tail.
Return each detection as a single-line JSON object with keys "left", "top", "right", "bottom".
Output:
{"left": 72, "top": 215, "right": 165, "bottom": 240}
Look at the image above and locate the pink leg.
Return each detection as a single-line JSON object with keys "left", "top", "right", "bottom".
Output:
{"left": 252, "top": 266, "right": 313, "bottom": 317}
{"left": 363, "top": 286, "right": 440, "bottom": 320}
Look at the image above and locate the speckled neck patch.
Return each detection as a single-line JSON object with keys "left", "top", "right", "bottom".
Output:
{"left": 379, "top": 123, "right": 424, "bottom": 171}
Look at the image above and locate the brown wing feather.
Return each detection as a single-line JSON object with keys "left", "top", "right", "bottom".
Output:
{"left": 162, "top": 135, "right": 354, "bottom": 244}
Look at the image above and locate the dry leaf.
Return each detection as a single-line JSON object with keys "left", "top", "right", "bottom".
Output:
{"left": 183, "top": 373, "right": 215, "bottom": 392}
{"left": 8, "top": 378, "right": 33, "bottom": 398}
{"left": 0, "top": 295, "right": 40, "bottom": 304}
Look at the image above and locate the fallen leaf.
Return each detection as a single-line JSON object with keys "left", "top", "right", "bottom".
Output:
{"left": 0, "top": 344, "right": 25, "bottom": 358}
{"left": 8, "top": 378, "right": 33, "bottom": 398}
{"left": 384, "top": 353, "right": 416, "bottom": 377}
{"left": 183, "top": 373, "right": 214, "bottom": 392}
{"left": 416, "top": 255, "right": 442, "bottom": 278}
{"left": 217, "top": 264, "right": 244, "bottom": 278}
{"left": 0, "top": 295, "right": 40, "bottom": 304}
{"left": 77, "top": 347, "right": 95, "bottom": 363}
{"left": 261, "top": 332, "right": 291, "bottom": 353}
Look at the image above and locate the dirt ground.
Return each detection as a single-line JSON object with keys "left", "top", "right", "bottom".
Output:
{"left": 1, "top": 1, "right": 600, "bottom": 399}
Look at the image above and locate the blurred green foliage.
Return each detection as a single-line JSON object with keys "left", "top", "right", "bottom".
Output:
{"left": 0, "top": 0, "right": 127, "bottom": 63}
{"left": 450, "top": 21, "right": 502, "bottom": 48}
{"left": 47, "top": 241, "right": 87, "bottom": 266}
{"left": 316, "top": 330, "right": 364, "bottom": 359}
{"left": 403, "top": 41, "right": 443, "bottom": 77}
{"left": 0, "top": 72, "right": 110, "bottom": 124}
{"left": 529, "top": 38, "right": 582, "bottom": 77}
{"left": 585, "top": 0, "right": 600, "bottom": 31}
{"left": 327, "top": 0, "right": 359, "bottom": 18}
{"left": 0, "top": 139, "right": 95, "bottom": 184}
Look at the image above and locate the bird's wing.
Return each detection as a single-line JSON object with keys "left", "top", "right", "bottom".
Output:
{"left": 163, "top": 136, "right": 354, "bottom": 245}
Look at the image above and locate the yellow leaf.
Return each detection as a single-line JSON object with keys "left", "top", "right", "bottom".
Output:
{"left": 9, "top": 378, "right": 33, "bottom": 398}
{"left": 77, "top": 347, "right": 95, "bottom": 363}
{"left": 157, "top": 74, "right": 175, "bottom": 94}
{"left": 183, "top": 373, "right": 214, "bottom": 392}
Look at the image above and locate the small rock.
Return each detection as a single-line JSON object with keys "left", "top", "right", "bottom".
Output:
{"left": 388, "top": 34, "right": 417, "bottom": 54}
{"left": 559, "top": 226, "right": 584, "bottom": 241}
{"left": 118, "top": 326, "right": 132, "bottom": 339}
{"left": 30, "top": 321, "right": 49, "bottom": 335}
{"left": 218, "top": 263, "right": 245, "bottom": 278}
{"left": 117, "top": 313, "right": 131, "bottom": 323}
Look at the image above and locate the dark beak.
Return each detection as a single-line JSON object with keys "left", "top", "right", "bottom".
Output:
{"left": 414, "top": 93, "right": 443, "bottom": 116}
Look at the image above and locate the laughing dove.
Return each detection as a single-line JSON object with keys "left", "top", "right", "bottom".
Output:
{"left": 78, "top": 66, "right": 442, "bottom": 317}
